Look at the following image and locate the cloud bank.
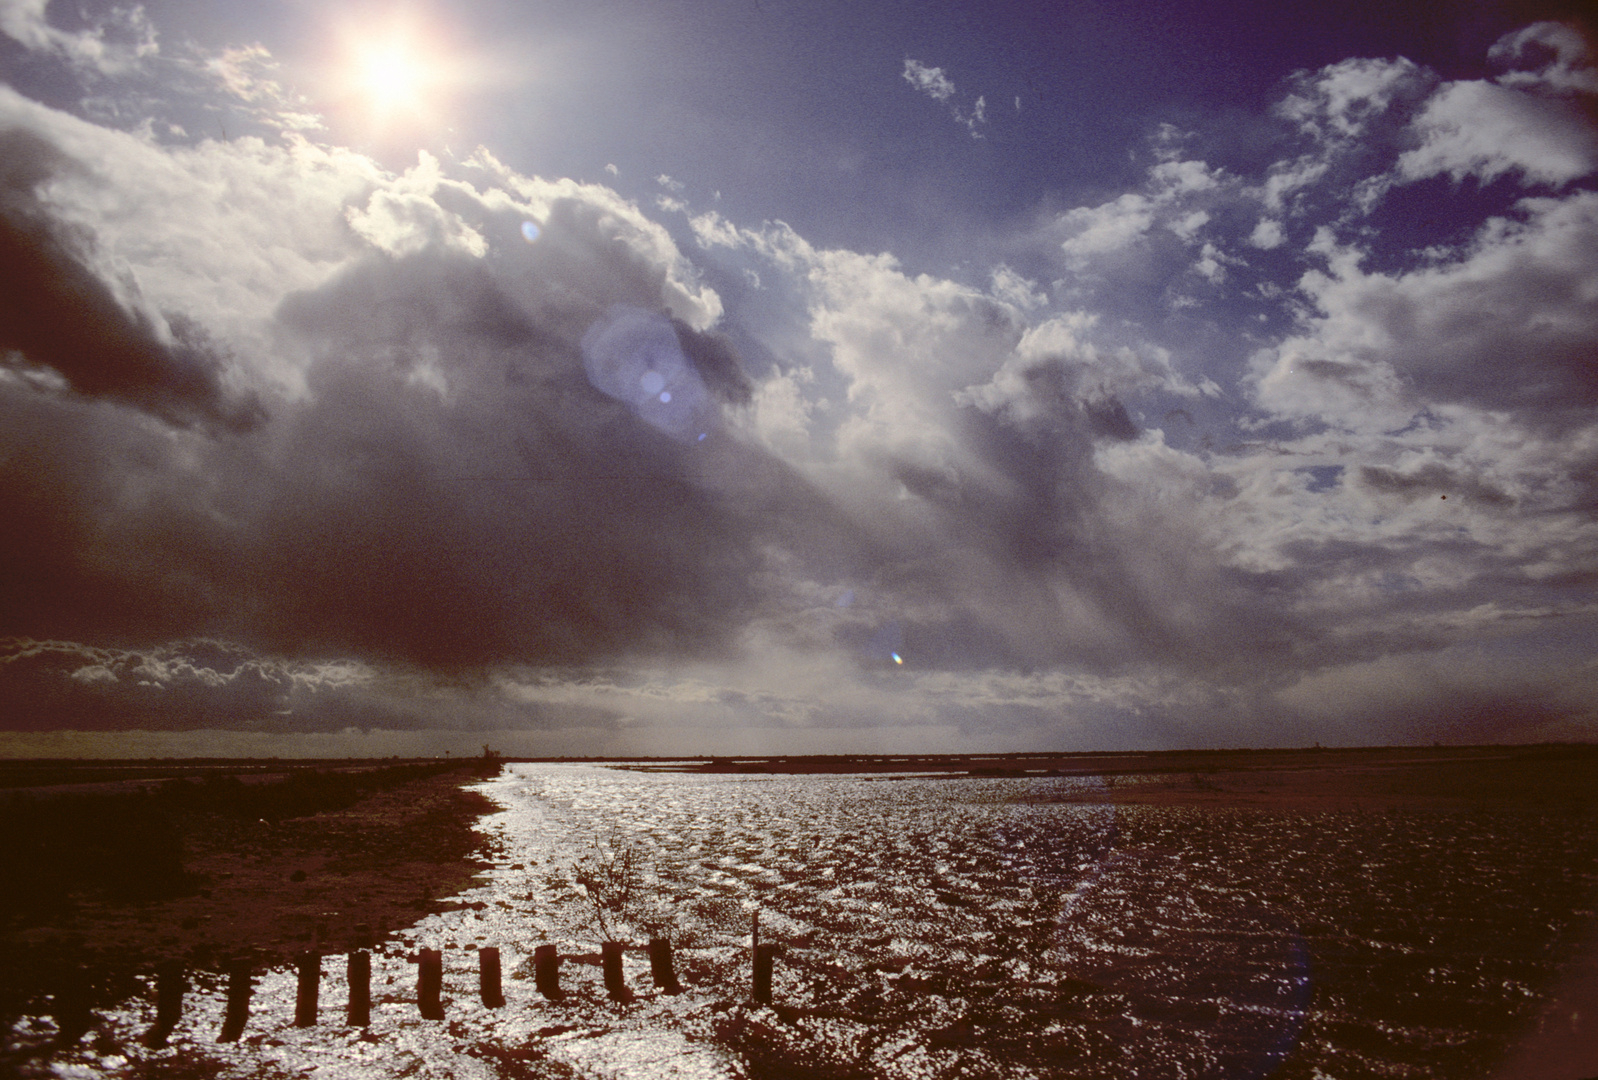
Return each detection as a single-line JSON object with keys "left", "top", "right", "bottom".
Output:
{"left": 1, "top": 15, "right": 1596, "bottom": 754}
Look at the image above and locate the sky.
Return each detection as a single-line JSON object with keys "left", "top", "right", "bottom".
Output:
{"left": 1, "top": 0, "right": 1596, "bottom": 758}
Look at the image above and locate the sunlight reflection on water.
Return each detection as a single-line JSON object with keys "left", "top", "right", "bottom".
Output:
{"left": 28, "top": 764, "right": 1598, "bottom": 1080}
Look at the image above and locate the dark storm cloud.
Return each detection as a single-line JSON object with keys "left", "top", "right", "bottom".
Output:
{"left": 0, "top": 90, "right": 903, "bottom": 738}
{"left": 0, "top": 378, "right": 245, "bottom": 650}
{"left": 1082, "top": 396, "right": 1139, "bottom": 441}
{"left": 0, "top": 117, "right": 889, "bottom": 736}
{"left": 3, "top": 14, "right": 1597, "bottom": 751}
{"left": 1358, "top": 463, "right": 1514, "bottom": 506}
{"left": 840, "top": 365, "right": 1259, "bottom": 680}
{"left": 1278, "top": 627, "right": 1598, "bottom": 745}
{"left": 0, "top": 220, "right": 768, "bottom": 678}
{"left": 673, "top": 319, "right": 753, "bottom": 406}
{"left": 939, "top": 354, "right": 1289, "bottom": 676}
{"left": 0, "top": 128, "right": 264, "bottom": 431}
{"left": 235, "top": 185, "right": 885, "bottom": 676}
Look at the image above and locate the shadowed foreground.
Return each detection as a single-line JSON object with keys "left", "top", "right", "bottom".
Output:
{"left": 0, "top": 759, "right": 499, "bottom": 1069}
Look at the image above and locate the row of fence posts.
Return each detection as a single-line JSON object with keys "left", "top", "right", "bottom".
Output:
{"left": 120, "top": 922, "right": 778, "bottom": 1047}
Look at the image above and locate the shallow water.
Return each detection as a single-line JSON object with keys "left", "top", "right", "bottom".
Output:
{"left": 18, "top": 763, "right": 1598, "bottom": 1079}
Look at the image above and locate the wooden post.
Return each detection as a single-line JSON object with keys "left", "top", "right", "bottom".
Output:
{"left": 648, "top": 938, "right": 681, "bottom": 994}
{"left": 218, "top": 960, "right": 252, "bottom": 1042}
{"left": 601, "top": 941, "right": 629, "bottom": 1001}
{"left": 347, "top": 951, "right": 371, "bottom": 1027}
{"left": 295, "top": 952, "right": 320, "bottom": 1027}
{"left": 478, "top": 946, "right": 504, "bottom": 1008}
{"left": 52, "top": 968, "right": 93, "bottom": 1047}
{"left": 533, "top": 944, "right": 561, "bottom": 1000}
{"left": 752, "top": 944, "right": 777, "bottom": 1005}
{"left": 750, "top": 910, "right": 774, "bottom": 1004}
{"left": 418, "top": 948, "right": 445, "bottom": 1020}
{"left": 143, "top": 961, "right": 184, "bottom": 1047}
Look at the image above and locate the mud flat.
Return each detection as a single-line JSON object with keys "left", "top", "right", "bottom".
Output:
{"left": 6, "top": 748, "right": 1597, "bottom": 1079}
{"left": 0, "top": 760, "right": 499, "bottom": 1058}
{"left": 667, "top": 743, "right": 1598, "bottom": 812}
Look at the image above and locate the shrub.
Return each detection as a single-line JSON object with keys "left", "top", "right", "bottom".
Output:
{"left": 570, "top": 831, "right": 663, "bottom": 942}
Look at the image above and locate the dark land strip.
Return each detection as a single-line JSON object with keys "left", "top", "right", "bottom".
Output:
{"left": 622, "top": 743, "right": 1598, "bottom": 812}
{"left": 1, "top": 760, "right": 501, "bottom": 1047}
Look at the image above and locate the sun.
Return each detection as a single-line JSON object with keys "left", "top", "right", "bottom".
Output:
{"left": 320, "top": 7, "right": 529, "bottom": 146}
{"left": 358, "top": 44, "right": 420, "bottom": 107}
{"left": 350, "top": 35, "right": 435, "bottom": 123}
{"left": 325, "top": 10, "right": 465, "bottom": 137}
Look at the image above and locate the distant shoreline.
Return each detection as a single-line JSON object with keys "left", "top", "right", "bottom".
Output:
{"left": 624, "top": 743, "right": 1598, "bottom": 812}
{"left": 5, "top": 743, "right": 1596, "bottom": 812}
{"left": 4, "top": 741, "right": 1593, "bottom": 771}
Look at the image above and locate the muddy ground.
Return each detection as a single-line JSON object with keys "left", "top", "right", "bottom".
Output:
{"left": 5, "top": 746, "right": 1595, "bottom": 1078}
{"left": 0, "top": 763, "right": 500, "bottom": 1033}
{"left": 675, "top": 743, "right": 1598, "bottom": 813}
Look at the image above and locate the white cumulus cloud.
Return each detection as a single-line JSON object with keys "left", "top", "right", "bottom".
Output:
{"left": 902, "top": 58, "right": 955, "bottom": 101}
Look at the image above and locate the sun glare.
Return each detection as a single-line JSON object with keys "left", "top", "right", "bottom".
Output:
{"left": 359, "top": 45, "right": 420, "bottom": 106}
{"left": 320, "top": 7, "right": 530, "bottom": 147}
{"left": 351, "top": 36, "right": 434, "bottom": 121}
{"left": 328, "top": 11, "right": 465, "bottom": 137}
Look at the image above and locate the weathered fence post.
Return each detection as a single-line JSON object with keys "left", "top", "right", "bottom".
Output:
{"left": 479, "top": 946, "right": 504, "bottom": 1008}
{"left": 143, "top": 961, "right": 184, "bottom": 1047}
{"left": 418, "top": 948, "right": 445, "bottom": 1020}
{"left": 52, "top": 968, "right": 93, "bottom": 1046}
{"left": 533, "top": 944, "right": 562, "bottom": 1000}
{"left": 751, "top": 910, "right": 775, "bottom": 1004}
{"left": 295, "top": 952, "right": 320, "bottom": 1027}
{"left": 347, "top": 951, "right": 371, "bottom": 1027}
{"left": 218, "top": 960, "right": 252, "bottom": 1042}
{"left": 648, "top": 938, "right": 681, "bottom": 994}
{"left": 601, "top": 941, "right": 629, "bottom": 1001}
{"left": 752, "top": 945, "right": 777, "bottom": 1005}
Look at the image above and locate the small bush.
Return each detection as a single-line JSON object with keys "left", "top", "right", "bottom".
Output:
{"left": 571, "top": 831, "right": 664, "bottom": 942}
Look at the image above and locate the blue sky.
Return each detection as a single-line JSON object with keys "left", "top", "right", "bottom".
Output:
{"left": 1, "top": 0, "right": 1596, "bottom": 756}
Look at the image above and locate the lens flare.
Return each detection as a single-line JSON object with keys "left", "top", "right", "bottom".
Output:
{"left": 520, "top": 221, "right": 541, "bottom": 242}
{"left": 866, "top": 620, "right": 904, "bottom": 665}
{"left": 580, "top": 306, "right": 718, "bottom": 443}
